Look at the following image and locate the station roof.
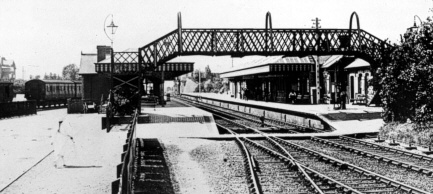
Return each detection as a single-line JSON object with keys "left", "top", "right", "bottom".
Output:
{"left": 220, "top": 56, "right": 315, "bottom": 78}
{"left": 344, "top": 58, "right": 370, "bottom": 69}
{"left": 321, "top": 55, "right": 343, "bottom": 69}
{"left": 78, "top": 53, "right": 97, "bottom": 74}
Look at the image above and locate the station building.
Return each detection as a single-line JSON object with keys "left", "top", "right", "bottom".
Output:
{"left": 79, "top": 45, "right": 194, "bottom": 105}
{"left": 0, "top": 57, "right": 16, "bottom": 81}
{"left": 78, "top": 46, "right": 112, "bottom": 104}
{"left": 220, "top": 55, "right": 374, "bottom": 105}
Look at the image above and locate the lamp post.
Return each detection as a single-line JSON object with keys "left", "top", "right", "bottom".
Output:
{"left": 104, "top": 14, "right": 118, "bottom": 48}
{"left": 404, "top": 15, "right": 423, "bottom": 39}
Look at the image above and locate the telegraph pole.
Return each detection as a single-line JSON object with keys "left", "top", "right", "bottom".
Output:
{"left": 312, "top": 17, "right": 321, "bottom": 104}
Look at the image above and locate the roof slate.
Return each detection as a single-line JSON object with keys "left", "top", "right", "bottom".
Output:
{"left": 345, "top": 58, "right": 370, "bottom": 69}
{"left": 78, "top": 54, "right": 97, "bottom": 74}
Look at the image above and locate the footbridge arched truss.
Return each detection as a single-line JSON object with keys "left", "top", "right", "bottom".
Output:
{"left": 101, "top": 12, "right": 394, "bottom": 130}
{"left": 138, "top": 12, "right": 392, "bottom": 70}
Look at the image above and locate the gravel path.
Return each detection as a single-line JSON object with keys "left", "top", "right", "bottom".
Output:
{"left": 162, "top": 138, "right": 247, "bottom": 194}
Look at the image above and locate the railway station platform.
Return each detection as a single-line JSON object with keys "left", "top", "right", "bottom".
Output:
{"left": 136, "top": 100, "right": 220, "bottom": 138}
{"left": 181, "top": 93, "right": 384, "bottom": 136}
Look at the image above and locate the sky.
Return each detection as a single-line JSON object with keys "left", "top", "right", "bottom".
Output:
{"left": 0, "top": 0, "right": 432, "bottom": 79}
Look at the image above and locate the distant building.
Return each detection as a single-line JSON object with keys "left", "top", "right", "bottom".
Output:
{"left": 220, "top": 55, "right": 373, "bottom": 104}
{"left": 78, "top": 45, "right": 111, "bottom": 104}
{"left": 0, "top": 57, "right": 16, "bottom": 81}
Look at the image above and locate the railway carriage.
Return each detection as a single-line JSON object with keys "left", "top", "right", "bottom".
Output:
{"left": 0, "top": 81, "right": 14, "bottom": 102}
{"left": 25, "top": 79, "right": 82, "bottom": 107}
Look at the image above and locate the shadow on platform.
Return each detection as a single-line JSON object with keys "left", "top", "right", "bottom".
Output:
{"left": 322, "top": 112, "right": 382, "bottom": 121}
{"left": 63, "top": 165, "right": 102, "bottom": 168}
{"left": 133, "top": 138, "right": 175, "bottom": 194}
{"left": 144, "top": 113, "right": 212, "bottom": 123}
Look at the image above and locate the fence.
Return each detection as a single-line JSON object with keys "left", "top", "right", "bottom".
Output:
{"left": 0, "top": 101, "right": 37, "bottom": 119}
{"left": 112, "top": 109, "right": 139, "bottom": 194}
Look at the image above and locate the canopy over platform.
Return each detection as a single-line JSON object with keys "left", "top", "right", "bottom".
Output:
{"left": 220, "top": 56, "right": 314, "bottom": 78}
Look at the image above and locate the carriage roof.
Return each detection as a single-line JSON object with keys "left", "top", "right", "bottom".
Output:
{"left": 26, "top": 79, "right": 81, "bottom": 85}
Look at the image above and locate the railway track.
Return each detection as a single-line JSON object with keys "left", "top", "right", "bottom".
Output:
{"left": 175, "top": 96, "right": 432, "bottom": 193}
{"left": 174, "top": 97, "right": 314, "bottom": 133}
{"left": 289, "top": 138, "right": 433, "bottom": 193}
{"left": 215, "top": 114, "right": 361, "bottom": 193}
{"left": 211, "top": 107, "right": 428, "bottom": 193}
{"left": 221, "top": 126, "right": 337, "bottom": 194}
{"left": 311, "top": 137, "right": 433, "bottom": 175}
{"left": 0, "top": 150, "right": 54, "bottom": 192}
{"left": 328, "top": 136, "right": 433, "bottom": 172}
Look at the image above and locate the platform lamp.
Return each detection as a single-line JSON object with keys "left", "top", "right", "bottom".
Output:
{"left": 104, "top": 14, "right": 118, "bottom": 48}
{"left": 404, "top": 15, "right": 422, "bottom": 40}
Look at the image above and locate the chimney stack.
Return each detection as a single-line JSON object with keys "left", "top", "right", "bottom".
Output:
{"left": 97, "top": 46, "right": 111, "bottom": 62}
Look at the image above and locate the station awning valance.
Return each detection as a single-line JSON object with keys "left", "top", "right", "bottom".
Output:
{"left": 220, "top": 63, "right": 312, "bottom": 78}
{"left": 151, "top": 63, "right": 194, "bottom": 72}
{"left": 269, "top": 64, "right": 312, "bottom": 72}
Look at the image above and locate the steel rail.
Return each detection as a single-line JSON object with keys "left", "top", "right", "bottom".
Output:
{"left": 340, "top": 136, "right": 433, "bottom": 163}
{"left": 0, "top": 150, "right": 54, "bottom": 193}
{"left": 251, "top": 130, "right": 325, "bottom": 193}
{"left": 239, "top": 136, "right": 363, "bottom": 194}
{"left": 272, "top": 136, "right": 430, "bottom": 194}
{"left": 311, "top": 137, "right": 433, "bottom": 176}
{"left": 184, "top": 95, "right": 326, "bottom": 132}
{"left": 176, "top": 96, "right": 305, "bottom": 133}
{"left": 220, "top": 124, "right": 360, "bottom": 194}
{"left": 224, "top": 128, "right": 263, "bottom": 194}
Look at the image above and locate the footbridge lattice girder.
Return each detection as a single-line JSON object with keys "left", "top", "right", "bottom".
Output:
{"left": 139, "top": 28, "right": 392, "bottom": 70}
{"left": 102, "top": 12, "right": 394, "bottom": 131}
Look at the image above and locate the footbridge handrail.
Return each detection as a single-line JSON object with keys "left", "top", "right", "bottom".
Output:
{"left": 138, "top": 27, "right": 392, "bottom": 70}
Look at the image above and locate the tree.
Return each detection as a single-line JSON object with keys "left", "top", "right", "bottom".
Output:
{"left": 204, "top": 65, "right": 212, "bottom": 80}
{"left": 193, "top": 69, "right": 204, "bottom": 83}
{"left": 35, "top": 75, "right": 41, "bottom": 79}
{"left": 377, "top": 17, "right": 433, "bottom": 129}
{"left": 62, "top": 63, "right": 79, "bottom": 81}
{"left": 204, "top": 81, "right": 213, "bottom": 92}
{"left": 13, "top": 79, "right": 25, "bottom": 94}
{"left": 44, "top": 73, "right": 49, "bottom": 80}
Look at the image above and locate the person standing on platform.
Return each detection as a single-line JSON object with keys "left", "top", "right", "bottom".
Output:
{"left": 241, "top": 87, "right": 245, "bottom": 100}
{"left": 340, "top": 90, "right": 347, "bottom": 110}
{"left": 53, "top": 116, "right": 75, "bottom": 168}
{"left": 244, "top": 88, "right": 249, "bottom": 101}
{"left": 289, "top": 90, "right": 297, "bottom": 104}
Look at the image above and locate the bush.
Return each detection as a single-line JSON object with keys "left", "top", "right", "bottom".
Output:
{"left": 376, "top": 17, "right": 433, "bottom": 129}
{"left": 379, "top": 122, "right": 433, "bottom": 149}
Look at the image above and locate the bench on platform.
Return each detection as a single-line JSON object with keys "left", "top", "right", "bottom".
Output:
{"left": 353, "top": 94, "right": 367, "bottom": 105}
{"left": 83, "top": 101, "right": 97, "bottom": 113}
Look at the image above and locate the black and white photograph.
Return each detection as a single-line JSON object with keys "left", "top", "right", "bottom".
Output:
{"left": 1, "top": 0, "right": 433, "bottom": 193}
